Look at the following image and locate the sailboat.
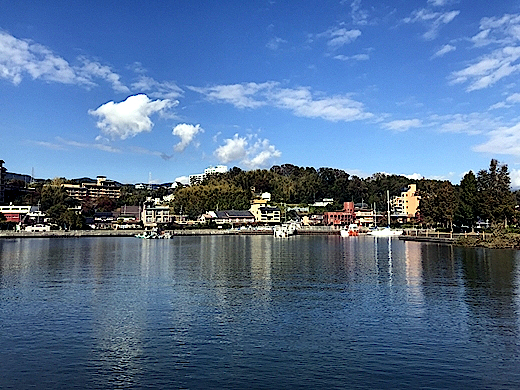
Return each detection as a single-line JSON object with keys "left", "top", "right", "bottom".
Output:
{"left": 367, "top": 190, "right": 403, "bottom": 237}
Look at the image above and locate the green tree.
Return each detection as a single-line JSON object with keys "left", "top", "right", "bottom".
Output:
{"left": 455, "top": 171, "right": 478, "bottom": 228}
{"left": 477, "top": 159, "right": 516, "bottom": 226}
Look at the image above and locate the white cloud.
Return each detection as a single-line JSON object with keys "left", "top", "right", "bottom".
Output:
{"left": 188, "top": 82, "right": 275, "bottom": 108}
{"left": 449, "top": 46, "right": 520, "bottom": 91}
{"left": 78, "top": 58, "right": 129, "bottom": 93}
{"left": 271, "top": 87, "right": 373, "bottom": 121}
{"left": 382, "top": 119, "right": 422, "bottom": 131}
{"left": 471, "top": 14, "right": 520, "bottom": 47}
{"left": 214, "top": 134, "right": 281, "bottom": 169}
{"left": 89, "top": 94, "right": 174, "bottom": 140}
{"left": 0, "top": 31, "right": 83, "bottom": 85}
{"left": 266, "top": 37, "right": 287, "bottom": 50}
{"left": 432, "top": 44, "right": 456, "bottom": 58}
{"left": 510, "top": 169, "right": 520, "bottom": 189}
{"left": 172, "top": 123, "right": 204, "bottom": 152}
{"left": 318, "top": 27, "right": 361, "bottom": 49}
{"left": 427, "top": 0, "right": 450, "bottom": 6}
{"left": 0, "top": 31, "right": 128, "bottom": 92}
{"left": 174, "top": 176, "right": 190, "bottom": 186}
{"left": 430, "top": 112, "right": 501, "bottom": 135}
{"left": 473, "top": 122, "right": 520, "bottom": 156}
{"left": 405, "top": 173, "right": 424, "bottom": 180}
{"left": 131, "top": 75, "right": 183, "bottom": 99}
{"left": 334, "top": 54, "right": 370, "bottom": 61}
{"left": 192, "top": 82, "right": 374, "bottom": 122}
{"left": 403, "top": 9, "right": 460, "bottom": 40}
{"left": 350, "top": 0, "right": 369, "bottom": 26}
{"left": 507, "top": 92, "right": 520, "bottom": 103}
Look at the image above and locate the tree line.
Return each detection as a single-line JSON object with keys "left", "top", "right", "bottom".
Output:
{"left": 2, "top": 159, "right": 517, "bottom": 230}
{"left": 172, "top": 160, "right": 518, "bottom": 228}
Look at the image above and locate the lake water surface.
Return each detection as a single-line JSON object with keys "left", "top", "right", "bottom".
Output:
{"left": 1, "top": 235, "right": 519, "bottom": 389}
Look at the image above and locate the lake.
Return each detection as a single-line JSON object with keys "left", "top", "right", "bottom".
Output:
{"left": 1, "top": 235, "right": 519, "bottom": 389}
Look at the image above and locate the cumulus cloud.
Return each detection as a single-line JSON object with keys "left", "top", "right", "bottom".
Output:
{"left": 191, "top": 81, "right": 374, "bottom": 122}
{"left": 382, "top": 119, "right": 422, "bottom": 131}
{"left": 432, "top": 44, "right": 456, "bottom": 58}
{"left": 172, "top": 123, "right": 204, "bottom": 152}
{"left": 89, "top": 94, "right": 174, "bottom": 140}
{"left": 403, "top": 9, "right": 460, "bottom": 40}
{"left": 214, "top": 134, "right": 281, "bottom": 169}
{"left": 0, "top": 31, "right": 128, "bottom": 92}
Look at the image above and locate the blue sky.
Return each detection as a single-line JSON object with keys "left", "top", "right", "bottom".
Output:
{"left": 2, "top": 0, "right": 520, "bottom": 186}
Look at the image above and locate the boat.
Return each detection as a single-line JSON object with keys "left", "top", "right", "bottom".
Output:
{"left": 273, "top": 222, "right": 298, "bottom": 238}
{"left": 340, "top": 224, "right": 359, "bottom": 237}
{"left": 367, "top": 226, "right": 403, "bottom": 237}
{"left": 367, "top": 190, "right": 403, "bottom": 237}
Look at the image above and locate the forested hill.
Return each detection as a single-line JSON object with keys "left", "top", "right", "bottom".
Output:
{"left": 172, "top": 161, "right": 519, "bottom": 228}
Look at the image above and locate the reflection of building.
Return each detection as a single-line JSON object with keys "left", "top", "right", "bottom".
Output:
{"left": 62, "top": 176, "right": 121, "bottom": 201}
{"left": 324, "top": 202, "right": 355, "bottom": 226}
{"left": 391, "top": 184, "right": 420, "bottom": 222}
{"left": 0, "top": 160, "right": 6, "bottom": 204}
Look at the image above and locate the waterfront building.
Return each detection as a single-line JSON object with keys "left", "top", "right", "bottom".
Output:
{"left": 214, "top": 210, "right": 255, "bottom": 226}
{"left": 323, "top": 202, "right": 356, "bottom": 226}
{"left": 62, "top": 176, "right": 121, "bottom": 202}
{"left": 0, "top": 205, "right": 40, "bottom": 223}
{"left": 391, "top": 184, "right": 420, "bottom": 222}
{"left": 141, "top": 201, "right": 172, "bottom": 228}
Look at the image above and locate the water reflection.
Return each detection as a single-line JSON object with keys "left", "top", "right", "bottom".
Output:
{"left": 1, "top": 236, "right": 520, "bottom": 389}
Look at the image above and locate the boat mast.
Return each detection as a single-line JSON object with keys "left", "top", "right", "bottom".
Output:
{"left": 387, "top": 190, "right": 391, "bottom": 227}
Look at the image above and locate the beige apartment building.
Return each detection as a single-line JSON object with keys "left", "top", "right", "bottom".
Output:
{"left": 391, "top": 184, "right": 420, "bottom": 221}
{"left": 62, "top": 176, "right": 121, "bottom": 202}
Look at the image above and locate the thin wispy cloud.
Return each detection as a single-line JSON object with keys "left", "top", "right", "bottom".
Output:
{"left": 403, "top": 9, "right": 460, "bottom": 40}
{"left": 266, "top": 37, "right": 288, "bottom": 50}
{"left": 191, "top": 82, "right": 374, "bottom": 122}
{"left": 131, "top": 75, "right": 183, "bottom": 99}
{"left": 449, "top": 46, "right": 520, "bottom": 91}
{"left": 317, "top": 27, "right": 362, "bottom": 49}
{"left": 334, "top": 54, "right": 370, "bottom": 61}
{"left": 432, "top": 44, "right": 456, "bottom": 58}
{"left": 382, "top": 119, "right": 423, "bottom": 132}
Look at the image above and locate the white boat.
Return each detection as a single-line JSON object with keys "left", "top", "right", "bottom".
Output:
{"left": 340, "top": 224, "right": 359, "bottom": 237}
{"left": 273, "top": 222, "right": 298, "bottom": 238}
{"left": 367, "top": 227, "right": 403, "bottom": 237}
{"left": 367, "top": 190, "right": 403, "bottom": 237}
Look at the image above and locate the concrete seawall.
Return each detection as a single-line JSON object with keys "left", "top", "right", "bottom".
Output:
{"left": 0, "top": 227, "right": 342, "bottom": 239}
